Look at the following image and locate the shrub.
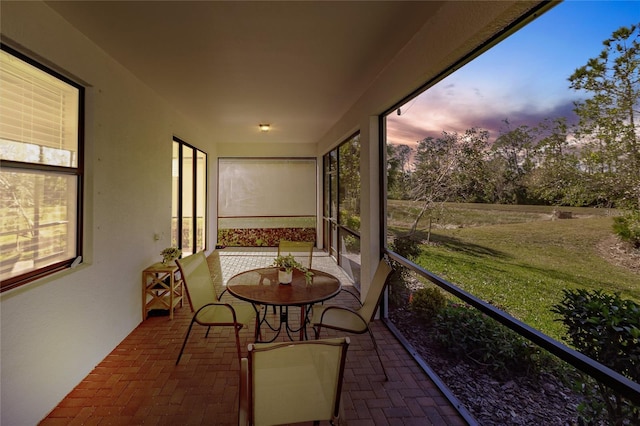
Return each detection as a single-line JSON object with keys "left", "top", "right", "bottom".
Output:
{"left": 613, "top": 210, "right": 640, "bottom": 248}
{"left": 387, "top": 269, "right": 409, "bottom": 309}
{"left": 434, "top": 303, "right": 542, "bottom": 378}
{"left": 387, "top": 235, "right": 422, "bottom": 308}
{"left": 339, "top": 211, "right": 361, "bottom": 233}
{"left": 390, "top": 235, "right": 421, "bottom": 260}
{"left": 551, "top": 288, "right": 640, "bottom": 425}
{"left": 343, "top": 234, "right": 359, "bottom": 252}
{"left": 410, "top": 286, "right": 446, "bottom": 323}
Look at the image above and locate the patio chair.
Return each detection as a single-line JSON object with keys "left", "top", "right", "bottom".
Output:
{"left": 277, "top": 240, "right": 314, "bottom": 269}
{"left": 311, "top": 258, "right": 393, "bottom": 380}
{"left": 238, "top": 337, "right": 350, "bottom": 426}
{"left": 175, "top": 251, "right": 259, "bottom": 365}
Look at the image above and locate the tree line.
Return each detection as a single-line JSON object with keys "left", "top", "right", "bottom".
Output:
{"left": 387, "top": 24, "right": 639, "bottom": 225}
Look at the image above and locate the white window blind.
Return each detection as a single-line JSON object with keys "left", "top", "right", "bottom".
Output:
{"left": 218, "top": 158, "right": 316, "bottom": 217}
{"left": 0, "top": 49, "right": 79, "bottom": 167}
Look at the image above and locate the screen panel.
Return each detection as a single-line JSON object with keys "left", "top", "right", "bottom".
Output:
{"left": 218, "top": 158, "right": 316, "bottom": 217}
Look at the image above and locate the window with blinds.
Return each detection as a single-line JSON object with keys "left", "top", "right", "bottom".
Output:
{"left": 0, "top": 45, "right": 84, "bottom": 292}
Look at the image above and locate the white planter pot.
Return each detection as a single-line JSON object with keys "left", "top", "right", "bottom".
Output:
{"left": 278, "top": 269, "right": 293, "bottom": 284}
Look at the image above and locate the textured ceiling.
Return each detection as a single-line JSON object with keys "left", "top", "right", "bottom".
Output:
{"left": 45, "top": 1, "right": 444, "bottom": 145}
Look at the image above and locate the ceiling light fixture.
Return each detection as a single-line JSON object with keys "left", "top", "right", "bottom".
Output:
{"left": 259, "top": 123, "right": 270, "bottom": 132}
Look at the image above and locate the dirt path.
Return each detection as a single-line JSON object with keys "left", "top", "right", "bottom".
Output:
{"left": 596, "top": 235, "right": 640, "bottom": 275}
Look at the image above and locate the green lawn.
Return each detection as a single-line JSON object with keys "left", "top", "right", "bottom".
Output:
{"left": 388, "top": 201, "right": 639, "bottom": 341}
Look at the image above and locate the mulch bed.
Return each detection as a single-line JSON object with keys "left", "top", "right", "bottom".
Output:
{"left": 389, "top": 306, "right": 585, "bottom": 426}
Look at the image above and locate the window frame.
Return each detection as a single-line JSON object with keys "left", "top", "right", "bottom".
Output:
{"left": 172, "top": 137, "right": 207, "bottom": 256}
{"left": 0, "top": 44, "right": 84, "bottom": 292}
{"left": 322, "top": 131, "right": 361, "bottom": 287}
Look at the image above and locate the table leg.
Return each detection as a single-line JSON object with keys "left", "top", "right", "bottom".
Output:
{"left": 299, "top": 306, "right": 306, "bottom": 340}
{"left": 255, "top": 304, "right": 310, "bottom": 342}
{"left": 255, "top": 305, "right": 284, "bottom": 343}
{"left": 283, "top": 306, "right": 296, "bottom": 341}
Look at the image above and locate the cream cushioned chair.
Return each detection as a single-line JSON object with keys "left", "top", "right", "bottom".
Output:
{"left": 277, "top": 240, "right": 314, "bottom": 269}
{"left": 239, "top": 337, "right": 350, "bottom": 426}
{"left": 175, "top": 251, "right": 258, "bottom": 365}
{"left": 311, "top": 258, "right": 393, "bottom": 380}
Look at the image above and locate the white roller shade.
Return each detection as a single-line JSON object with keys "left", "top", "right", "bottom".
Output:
{"left": 218, "top": 158, "right": 316, "bottom": 217}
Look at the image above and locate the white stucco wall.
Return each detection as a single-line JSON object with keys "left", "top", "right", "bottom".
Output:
{"left": 0, "top": 2, "right": 212, "bottom": 424}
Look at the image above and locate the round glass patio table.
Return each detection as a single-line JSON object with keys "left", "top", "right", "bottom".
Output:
{"left": 226, "top": 267, "right": 341, "bottom": 342}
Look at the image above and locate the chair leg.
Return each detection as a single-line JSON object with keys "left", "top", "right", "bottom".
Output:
{"left": 251, "top": 305, "right": 261, "bottom": 341}
{"left": 218, "top": 288, "right": 228, "bottom": 300}
{"left": 205, "top": 326, "right": 212, "bottom": 338}
{"left": 367, "top": 327, "right": 388, "bottom": 381}
{"left": 254, "top": 316, "right": 261, "bottom": 341}
{"left": 234, "top": 325, "right": 243, "bottom": 365}
{"left": 239, "top": 358, "right": 249, "bottom": 426}
{"left": 176, "top": 318, "right": 197, "bottom": 365}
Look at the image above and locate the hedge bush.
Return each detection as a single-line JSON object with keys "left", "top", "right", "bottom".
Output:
{"left": 613, "top": 210, "right": 640, "bottom": 248}
{"left": 434, "top": 303, "right": 543, "bottom": 378}
{"left": 410, "top": 286, "right": 447, "bottom": 323}
{"left": 388, "top": 235, "right": 422, "bottom": 308}
{"left": 552, "top": 288, "right": 640, "bottom": 425}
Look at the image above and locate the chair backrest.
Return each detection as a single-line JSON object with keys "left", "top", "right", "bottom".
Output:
{"left": 277, "top": 240, "right": 314, "bottom": 269}
{"left": 359, "top": 258, "right": 393, "bottom": 324}
{"left": 247, "top": 337, "right": 349, "bottom": 425}
{"left": 175, "top": 251, "right": 218, "bottom": 312}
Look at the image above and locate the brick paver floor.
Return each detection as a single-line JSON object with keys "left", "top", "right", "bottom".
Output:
{"left": 40, "top": 248, "right": 466, "bottom": 425}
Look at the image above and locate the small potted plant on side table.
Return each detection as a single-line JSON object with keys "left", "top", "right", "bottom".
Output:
{"left": 272, "top": 254, "right": 313, "bottom": 285}
{"left": 161, "top": 247, "right": 181, "bottom": 265}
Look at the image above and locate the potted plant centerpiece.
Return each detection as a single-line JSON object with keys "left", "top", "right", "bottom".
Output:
{"left": 272, "top": 254, "right": 313, "bottom": 285}
{"left": 161, "top": 247, "right": 181, "bottom": 264}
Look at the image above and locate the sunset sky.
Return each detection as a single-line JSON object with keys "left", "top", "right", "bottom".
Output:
{"left": 386, "top": 0, "right": 639, "bottom": 147}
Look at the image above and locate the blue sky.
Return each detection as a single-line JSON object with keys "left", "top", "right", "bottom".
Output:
{"left": 386, "top": 0, "right": 639, "bottom": 146}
